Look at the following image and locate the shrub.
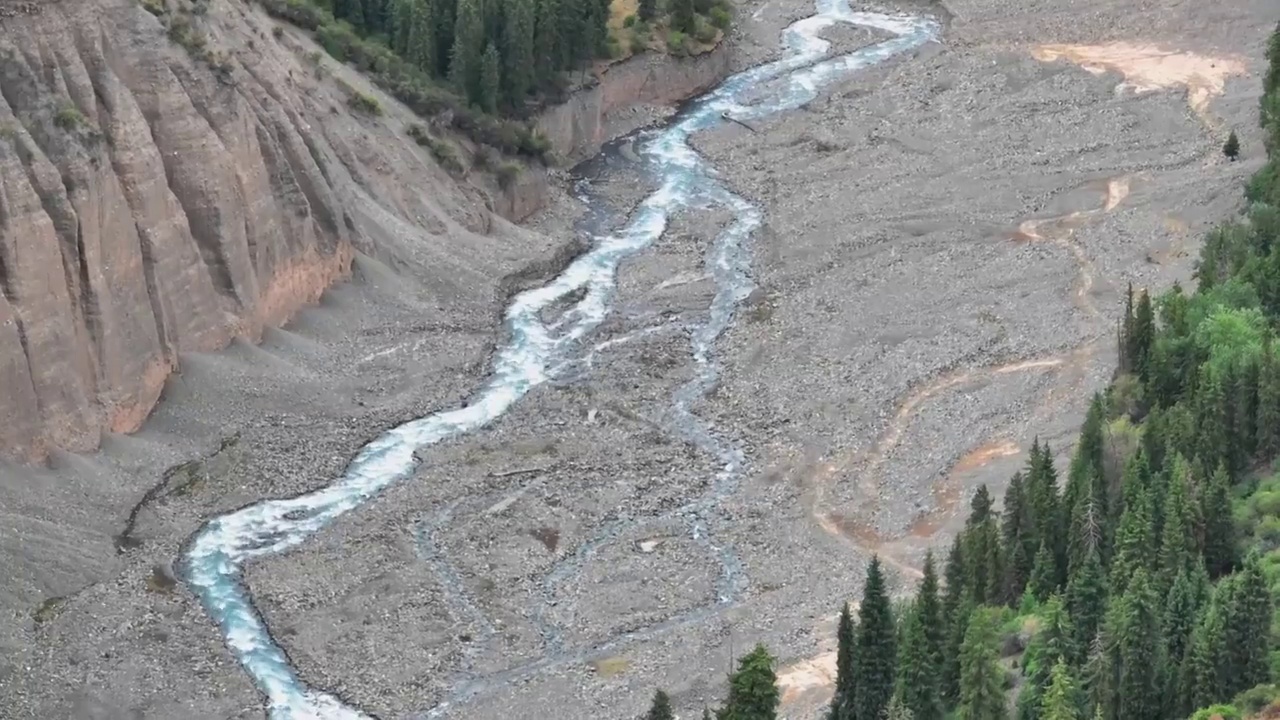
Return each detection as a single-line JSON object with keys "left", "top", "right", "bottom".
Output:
{"left": 693, "top": 16, "right": 718, "bottom": 44}
{"left": 1233, "top": 683, "right": 1280, "bottom": 713}
{"left": 1225, "top": 130, "right": 1241, "bottom": 160}
{"left": 623, "top": 14, "right": 637, "bottom": 27}
{"left": 53, "top": 104, "right": 86, "bottom": 131}
{"left": 406, "top": 124, "right": 463, "bottom": 174}
{"left": 1189, "top": 704, "right": 1242, "bottom": 720}
{"left": 272, "top": 25, "right": 285, "bottom": 38}
{"left": 496, "top": 161, "right": 522, "bottom": 189}
{"left": 709, "top": 5, "right": 731, "bottom": 29}
{"left": 347, "top": 89, "right": 383, "bottom": 115}
{"left": 666, "top": 30, "right": 688, "bottom": 56}
{"left": 141, "top": 0, "right": 167, "bottom": 16}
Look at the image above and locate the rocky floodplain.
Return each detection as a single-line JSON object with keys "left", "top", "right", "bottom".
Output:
{"left": 2, "top": 0, "right": 1277, "bottom": 718}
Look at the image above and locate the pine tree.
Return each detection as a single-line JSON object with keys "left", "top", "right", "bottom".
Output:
{"left": 1040, "top": 661, "right": 1083, "bottom": 720}
{"left": 478, "top": 41, "right": 501, "bottom": 113}
{"left": 829, "top": 602, "right": 856, "bottom": 720}
{"left": 500, "top": 0, "right": 535, "bottom": 108}
{"left": 956, "top": 610, "right": 1005, "bottom": 720}
{"left": 1115, "top": 571, "right": 1164, "bottom": 720}
{"left": 1224, "top": 129, "right": 1241, "bottom": 160}
{"left": 718, "top": 644, "right": 779, "bottom": 720}
{"left": 897, "top": 605, "right": 943, "bottom": 720}
{"left": 1201, "top": 463, "right": 1238, "bottom": 578}
{"left": 854, "top": 557, "right": 897, "bottom": 720}
{"left": 647, "top": 690, "right": 674, "bottom": 720}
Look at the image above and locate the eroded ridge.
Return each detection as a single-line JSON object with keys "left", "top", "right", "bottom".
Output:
{"left": 180, "top": 3, "right": 941, "bottom": 719}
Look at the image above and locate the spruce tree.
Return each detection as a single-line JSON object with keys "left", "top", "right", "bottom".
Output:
{"left": 886, "top": 694, "right": 916, "bottom": 720}
{"left": 1132, "top": 291, "right": 1155, "bottom": 381}
{"left": 1065, "top": 550, "right": 1105, "bottom": 663}
{"left": 500, "top": 0, "right": 535, "bottom": 108}
{"left": 941, "top": 597, "right": 973, "bottom": 708}
{"left": 1185, "top": 588, "right": 1230, "bottom": 711}
{"left": 1223, "top": 551, "right": 1273, "bottom": 696}
{"left": 1161, "top": 564, "right": 1203, "bottom": 712}
{"left": 1224, "top": 129, "right": 1241, "bottom": 160}
{"left": 671, "top": 0, "right": 696, "bottom": 34}
{"left": 1115, "top": 571, "right": 1164, "bottom": 720}
{"left": 408, "top": 0, "right": 439, "bottom": 75}
{"left": 391, "top": 0, "right": 416, "bottom": 54}
{"left": 1258, "top": 346, "right": 1280, "bottom": 458}
{"left": 1027, "top": 541, "right": 1057, "bottom": 604}
{"left": 1064, "top": 396, "right": 1107, "bottom": 538}
{"left": 449, "top": 0, "right": 486, "bottom": 102}
{"left": 478, "top": 41, "right": 501, "bottom": 113}
{"left": 718, "top": 644, "right": 778, "bottom": 720}
{"left": 531, "top": 0, "right": 561, "bottom": 84}
{"left": 1040, "top": 660, "right": 1083, "bottom": 720}
{"left": 647, "top": 690, "right": 674, "bottom": 720}
{"left": 917, "top": 551, "right": 945, "bottom": 673}
{"left": 854, "top": 557, "right": 896, "bottom": 720}
{"left": 956, "top": 610, "right": 1005, "bottom": 720}
{"left": 1234, "top": 357, "right": 1260, "bottom": 462}
{"left": 1157, "top": 463, "right": 1198, "bottom": 583}
{"left": 1017, "top": 596, "right": 1078, "bottom": 720}
{"left": 829, "top": 602, "right": 856, "bottom": 720}
{"left": 1002, "top": 472, "right": 1035, "bottom": 603}
{"left": 1201, "top": 463, "right": 1237, "bottom": 578}
{"left": 897, "top": 605, "right": 943, "bottom": 720}
{"left": 1107, "top": 487, "right": 1154, "bottom": 598}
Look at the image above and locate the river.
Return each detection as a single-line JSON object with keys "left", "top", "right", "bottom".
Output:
{"left": 179, "top": 3, "right": 941, "bottom": 718}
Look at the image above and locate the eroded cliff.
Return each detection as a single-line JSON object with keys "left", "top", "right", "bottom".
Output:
{"left": 0, "top": 0, "right": 365, "bottom": 462}
{"left": 0, "top": 0, "right": 734, "bottom": 465}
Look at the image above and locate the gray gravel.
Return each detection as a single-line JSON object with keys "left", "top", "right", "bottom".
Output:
{"left": 2, "top": 0, "right": 1277, "bottom": 718}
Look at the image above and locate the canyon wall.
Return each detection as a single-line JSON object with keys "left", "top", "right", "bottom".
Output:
{"left": 0, "top": 0, "right": 732, "bottom": 464}
{"left": 536, "top": 45, "right": 735, "bottom": 163}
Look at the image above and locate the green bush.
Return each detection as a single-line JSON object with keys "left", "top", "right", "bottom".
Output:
{"left": 666, "top": 30, "right": 688, "bottom": 56}
{"left": 141, "top": 0, "right": 167, "bottom": 16}
{"left": 623, "top": 14, "right": 637, "bottom": 27}
{"left": 693, "top": 16, "right": 718, "bottom": 44}
{"left": 1189, "top": 704, "right": 1242, "bottom": 720}
{"left": 406, "top": 124, "right": 463, "bottom": 174}
{"left": 53, "top": 104, "right": 86, "bottom": 131}
{"left": 1233, "top": 683, "right": 1280, "bottom": 713}
{"left": 347, "top": 90, "right": 382, "bottom": 116}
{"left": 708, "top": 6, "right": 731, "bottom": 30}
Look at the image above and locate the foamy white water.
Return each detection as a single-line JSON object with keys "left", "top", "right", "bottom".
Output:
{"left": 180, "top": 3, "right": 939, "bottom": 717}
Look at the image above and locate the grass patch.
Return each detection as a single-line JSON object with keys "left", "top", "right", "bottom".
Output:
{"left": 406, "top": 123, "right": 464, "bottom": 174}
{"left": 591, "top": 655, "right": 631, "bottom": 677}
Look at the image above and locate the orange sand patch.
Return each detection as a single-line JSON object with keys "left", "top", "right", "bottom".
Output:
{"left": 952, "top": 439, "right": 1020, "bottom": 473}
{"left": 1032, "top": 42, "right": 1247, "bottom": 115}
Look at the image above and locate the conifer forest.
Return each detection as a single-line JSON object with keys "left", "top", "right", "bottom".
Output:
{"left": 644, "top": 22, "right": 1280, "bottom": 720}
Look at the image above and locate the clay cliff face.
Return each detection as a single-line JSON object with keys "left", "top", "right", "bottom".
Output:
{"left": 0, "top": 0, "right": 733, "bottom": 464}
{"left": 0, "top": 0, "right": 360, "bottom": 462}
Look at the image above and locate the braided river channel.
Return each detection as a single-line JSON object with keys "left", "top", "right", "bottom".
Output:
{"left": 179, "top": 3, "right": 941, "bottom": 717}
